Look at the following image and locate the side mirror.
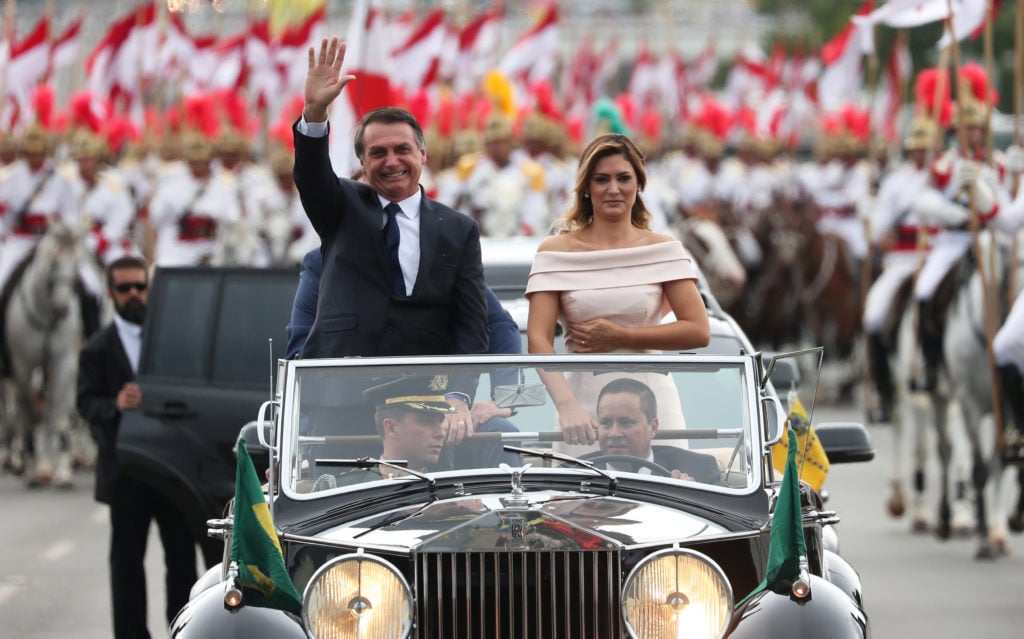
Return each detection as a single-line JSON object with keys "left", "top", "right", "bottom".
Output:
{"left": 815, "top": 422, "right": 875, "bottom": 464}
{"left": 762, "top": 395, "right": 785, "bottom": 445}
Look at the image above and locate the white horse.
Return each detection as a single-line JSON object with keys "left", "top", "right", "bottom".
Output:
{"left": 674, "top": 215, "right": 747, "bottom": 309}
{"left": 944, "top": 230, "right": 1024, "bottom": 558}
{"left": 886, "top": 269, "right": 972, "bottom": 537}
{"left": 2, "top": 223, "right": 83, "bottom": 487}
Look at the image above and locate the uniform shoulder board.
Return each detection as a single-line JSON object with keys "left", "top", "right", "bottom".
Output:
{"left": 455, "top": 152, "right": 482, "bottom": 181}
{"left": 521, "top": 159, "right": 546, "bottom": 191}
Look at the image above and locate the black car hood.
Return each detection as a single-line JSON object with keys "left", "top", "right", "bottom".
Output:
{"left": 304, "top": 491, "right": 745, "bottom": 551}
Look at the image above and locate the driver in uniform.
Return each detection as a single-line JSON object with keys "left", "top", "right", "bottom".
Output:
{"left": 333, "top": 376, "right": 457, "bottom": 487}
{"left": 588, "top": 378, "right": 721, "bottom": 484}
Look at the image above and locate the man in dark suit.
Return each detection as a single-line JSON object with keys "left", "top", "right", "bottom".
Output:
{"left": 295, "top": 38, "right": 488, "bottom": 443}
{"left": 591, "top": 378, "right": 721, "bottom": 484}
{"left": 293, "top": 38, "right": 487, "bottom": 356}
{"left": 77, "top": 256, "right": 198, "bottom": 639}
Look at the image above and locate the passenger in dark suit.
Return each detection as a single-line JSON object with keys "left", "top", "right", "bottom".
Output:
{"left": 76, "top": 256, "right": 198, "bottom": 639}
{"left": 589, "top": 378, "right": 721, "bottom": 484}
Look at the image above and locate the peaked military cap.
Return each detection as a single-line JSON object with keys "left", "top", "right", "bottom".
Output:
{"left": 363, "top": 375, "right": 457, "bottom": 413}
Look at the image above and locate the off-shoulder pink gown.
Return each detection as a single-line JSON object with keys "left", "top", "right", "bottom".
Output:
{"left": 526, "top": 241, "right": 699, "bottom": 448}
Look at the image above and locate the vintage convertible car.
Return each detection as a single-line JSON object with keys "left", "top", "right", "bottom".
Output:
{"left": 171, "top": 351, "right": 871, "bottom": 638}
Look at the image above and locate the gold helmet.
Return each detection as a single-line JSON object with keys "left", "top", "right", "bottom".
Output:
{"left": 180, "top": 129, "right": 214, "bottom": 163}
{"left": 72, "top": 131, "right": 109, "bottom": 161}
{"left": 483, "top": 114, "right": 513, "bottom": 144}
{"left": 215, "top": 126, "right": 250, "bottom": 156}
{"left": 268, "top": 145, "right": 293, "bottom": 176}
{"left": 20, "top": 123, "right": 51, "bottom": 155}
{"left": 954, "top": 96, "right": 989, "bottom": 128}
{"left": 903, "top": 115, "right": 941, "bottom": 151}
{"left": 694, "top": 128, "right": 725, "bottom": 160}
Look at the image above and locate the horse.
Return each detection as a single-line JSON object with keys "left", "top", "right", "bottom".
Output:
{"left": 944, "top": 230, "right": 1024, "bottom": 558}
{"left": 674, "top": 210, "right": 747, "bottom": 309}
{"left": 2, "top": 223, "right": 84, "bottom": 487}
{"left": 885, "top": 272, "right": 973, "bottom": 538}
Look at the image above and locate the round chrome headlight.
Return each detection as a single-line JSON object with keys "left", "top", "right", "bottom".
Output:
{"left": 302, "top": 552, "right": 413, "bottom": 639}
{"left": 621, "top": 548, "right": 733, "bottom": 639}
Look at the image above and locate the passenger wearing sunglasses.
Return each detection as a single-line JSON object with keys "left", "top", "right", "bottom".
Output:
{"left": 77, "top": 256, "right": 200, "bottom": 639}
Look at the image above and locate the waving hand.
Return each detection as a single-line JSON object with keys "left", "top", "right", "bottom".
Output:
{"left": 303, "top": 37, "right": 356, "bottom": 123}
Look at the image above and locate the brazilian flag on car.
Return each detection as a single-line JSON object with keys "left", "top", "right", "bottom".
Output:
{"left": 739, "top": 427, "right": 807, "bottom": 604}
{"left": 231, "top": 438, "right": 302, "bottom": 614}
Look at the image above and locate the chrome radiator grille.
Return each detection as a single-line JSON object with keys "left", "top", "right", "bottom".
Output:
{"left": 415, "top": 550, "right": 622, "bottom": 639}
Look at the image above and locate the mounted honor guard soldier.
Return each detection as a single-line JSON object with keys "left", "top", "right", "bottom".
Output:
{"left": 148, "top": 129, "right": 241, "bottom": 266}
{"left": 862, "top": 114, "right": 942, "bottom": 421}
{"left": 910, "top": 64, "right": 1008, "bottom": 390}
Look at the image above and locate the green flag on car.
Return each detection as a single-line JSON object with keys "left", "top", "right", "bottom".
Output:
{"left": 231, "top": 437, "right": 302, "bottom": 614}
{"left": 739, "top": 428, "right": 807, "bottom": 605}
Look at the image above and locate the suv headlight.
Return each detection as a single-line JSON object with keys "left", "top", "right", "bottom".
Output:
{"left": 621, "top": 548, "right": 733, "bottom": 639}
{"left": 302, "top": 552, "right": 413, "bottom": 639}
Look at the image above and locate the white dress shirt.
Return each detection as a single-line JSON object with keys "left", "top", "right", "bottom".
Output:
{"left": 114, "top": 314, "right": 143, "bottom": 374}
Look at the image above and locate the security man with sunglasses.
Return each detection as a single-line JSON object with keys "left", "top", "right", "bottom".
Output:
{"left": 77, "top": 256, "right": 200, "bottom": 639}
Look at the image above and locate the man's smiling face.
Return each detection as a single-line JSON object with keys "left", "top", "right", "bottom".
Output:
{"left": 360, "top": 121, "right": 426, "bottom": 202}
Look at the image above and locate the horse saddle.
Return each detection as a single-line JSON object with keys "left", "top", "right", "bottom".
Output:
{"left": 178, "top": 214, "right": 218, "bottom": 241}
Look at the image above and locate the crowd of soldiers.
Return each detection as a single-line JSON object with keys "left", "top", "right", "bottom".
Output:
{"left": 0, "top": 61, "right": 1023, "bottom": 458}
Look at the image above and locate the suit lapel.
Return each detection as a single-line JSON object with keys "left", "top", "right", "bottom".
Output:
{"left": 359, "top": 186, "right": 390, "bottom": 270}
{"left": 414, "top": 197, "right": 439, "bottom": 296}
{"left": 110, "top": 326, "right": 134, "bottom": 377}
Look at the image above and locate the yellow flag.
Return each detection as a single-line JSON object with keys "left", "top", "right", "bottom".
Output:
{"left": 771, "top": 391, "right": 830, "bottom": 493}
{"left": 267, "top": 0, "right": 325, "bottom": 36}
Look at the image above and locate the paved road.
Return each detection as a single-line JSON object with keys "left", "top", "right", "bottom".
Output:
{"left": 1, "top": 402, "right": 1023, "bottom": 638}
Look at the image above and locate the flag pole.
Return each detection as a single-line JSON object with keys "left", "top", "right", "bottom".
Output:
{"left": 861, "top": 18, "right": 880, "bottom": 423}
{"left": 945, "top": 0, "right": 1007, "bottom": 458}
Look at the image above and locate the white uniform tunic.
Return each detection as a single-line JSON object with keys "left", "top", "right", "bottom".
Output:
{"left": 71, "top": 167, "right": 141, "bottom": 265}
{"left": 0, "top": 160, "right": 80, "bottom": 291}
{"left": 244, "top": 175, "right": 316, "bottom": 265}
{"left": 811, "top": 159, "right": 872, "bottom": 261}
{"left": 862, "top": 162, "right": 931, "bottom": 334}
{"left": 149, "top": 170, "right": 242, "bottom": 266}
{"left": 456, "top": 153, "right": 550, "bottom": 237}
{"left": 913, "top": 151, "right": 1007, "bottom": 301}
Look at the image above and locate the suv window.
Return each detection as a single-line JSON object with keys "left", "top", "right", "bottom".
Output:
{"left": 141, "top": 268, "right": 296, "bottom": 385}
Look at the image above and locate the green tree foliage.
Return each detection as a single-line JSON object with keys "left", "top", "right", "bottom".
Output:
{"left": 754, "top": 0, "right": 1020, "bottom": 114}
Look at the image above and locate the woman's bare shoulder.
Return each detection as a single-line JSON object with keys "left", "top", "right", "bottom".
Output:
{"left": 640, "top": 232, "right": 680, "bottom": 246}
{"left": 536, "top": 233, "right": 575, "bottom": 252}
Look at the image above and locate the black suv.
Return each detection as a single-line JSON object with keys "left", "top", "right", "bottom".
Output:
{"left": 117, "top": 267, "right": 296, "bottom": 564}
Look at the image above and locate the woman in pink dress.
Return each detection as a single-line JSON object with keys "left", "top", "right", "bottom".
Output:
{"left": 526, "top": 133, "right": 710, "bottom": 447}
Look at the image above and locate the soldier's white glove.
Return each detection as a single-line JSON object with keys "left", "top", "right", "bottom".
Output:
{"left": 952, "top": 159, "right": 982, "bottom": 193}
{"left": 1006, "top": 145, "right": 1024, "bottom": 174}
{"left": 912, "top": 189, "right": 969, "bottom": 227}
{"left": 971, "top": 173, "right": 998, "bottom": 217}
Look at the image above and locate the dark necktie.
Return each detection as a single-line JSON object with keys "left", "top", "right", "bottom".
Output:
{"left": 383, "top": 202, "right": 404, "bottom": 296}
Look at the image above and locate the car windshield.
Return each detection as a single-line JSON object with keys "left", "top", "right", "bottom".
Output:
{"left": 279, "top": 355, "right": 761, "bottom": 498}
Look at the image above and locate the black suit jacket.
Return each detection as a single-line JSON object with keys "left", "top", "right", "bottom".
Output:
{"left": 652, "top": 445, "right": 722, "bottom": 485}
{"left": 77, "top": 323, "right": 134, "bottom": 504}
{"left": 293, "top": 122, "right": 489, "bottom": 358}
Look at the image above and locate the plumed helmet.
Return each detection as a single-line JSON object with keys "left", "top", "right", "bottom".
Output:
{"left": 180, "top": 129, "right": 214, "bottom": 163}
{"left": 483, "top": 114, "right": 514, "bottom": 143}
{"left": 20, "top": 123, "right": 52, "bottom": 155}
{"left": 903, "top": 115, "right": 941, "bottom": 151}
{"left": 268, "top": 145, "right": 293, "bottom": 176}
{"left": 72, "top": 130, "right": 110, "bottom": 161}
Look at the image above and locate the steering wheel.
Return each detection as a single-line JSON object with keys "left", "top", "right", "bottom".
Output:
{"left": 587, "top": 455, "right": 672, "bottom": 477}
